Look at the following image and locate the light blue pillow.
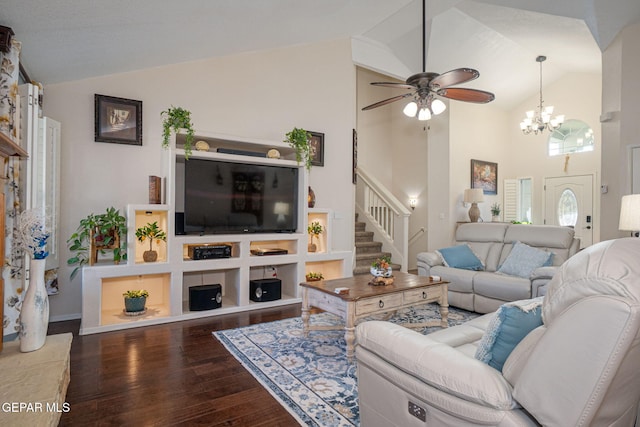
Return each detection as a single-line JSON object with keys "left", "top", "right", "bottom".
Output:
{"left": 475, "top": 297, "right": 543, "bottom": 371}
{"left": 436, "top": 244, "right": 484, "bottom": 271}
{"left": 497, "top": 241, "right": 552, "bottom": 278}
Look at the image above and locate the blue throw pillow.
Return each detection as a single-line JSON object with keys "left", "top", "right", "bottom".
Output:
{"left": 497, "top": 241, "right": 552, "bottom": 278}
{"left": 475, "top": 297, "right": 543, "bottom": 371}
{"left": 436, "top": 244, "right": 484, "bottom": 271}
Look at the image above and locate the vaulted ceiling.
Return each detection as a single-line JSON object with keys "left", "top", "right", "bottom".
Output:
{"left": 2, "top": 0, "right": 639, "bottom": 108}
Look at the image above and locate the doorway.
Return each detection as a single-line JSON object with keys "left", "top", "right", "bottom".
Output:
{"left": 544, "top": 175, "right": 593, "bottom": 248}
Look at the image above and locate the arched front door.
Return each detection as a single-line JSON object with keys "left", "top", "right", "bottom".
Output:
{"left": 544, "top": 175, "right": 593, "bottom": 248}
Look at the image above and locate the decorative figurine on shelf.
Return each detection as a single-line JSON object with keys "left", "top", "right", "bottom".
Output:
{"left": 308, "top": 186, "right": 316, "bottom": 208}
{"left": 15, "top": 209, "right": 51, "bottom": 352}
{"left": 369, "top": 255, "right": 394, "bottom": 286}
{"left": 123, "top": 289, "right": 149, "bottom": 315}
{"left": 307, "top": 221, "right": 323, "bottom": 252}
{"left": 135, "top": 221, "right": 167, "bottom": 262}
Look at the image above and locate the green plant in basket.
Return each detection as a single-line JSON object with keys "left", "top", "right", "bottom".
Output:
{"left": 491, "top": 203, "right": 501, "bottom": 217}
{"left": 67, "top": 207, "right": 127, "bottom": 280}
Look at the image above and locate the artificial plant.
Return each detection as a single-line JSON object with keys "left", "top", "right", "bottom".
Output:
{"left": 161, "top": 106, "right": 195, "bottom": 159}
{"left": 284, "top": 127, "right": 312, "bottom": 171}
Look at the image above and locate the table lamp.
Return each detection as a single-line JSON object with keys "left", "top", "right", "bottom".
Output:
{"left": 273, "top": 202, "right": 290, "bottom": 227}
{"left": 464, "top": 188, "right": 484, "bottom": 223}
{"left": 619, "top": 194, "right": 640, "bottom": 237}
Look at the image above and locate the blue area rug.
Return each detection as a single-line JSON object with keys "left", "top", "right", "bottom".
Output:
{"left": 213, "top": 303, "right": 479, "bottom": 426}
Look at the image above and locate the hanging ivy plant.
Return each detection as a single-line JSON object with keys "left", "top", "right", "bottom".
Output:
{"left": 284, "top": 127, "right": 312, "bottom": 171}
{"left": 161, "top": 106, "right": 195, "bottom": 159}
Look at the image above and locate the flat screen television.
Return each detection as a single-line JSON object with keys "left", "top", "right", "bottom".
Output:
{"left": 183, "top": 158, "right": 299, "bottom": 234}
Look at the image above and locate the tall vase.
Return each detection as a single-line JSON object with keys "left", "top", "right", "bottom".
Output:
{"left": 20, "top": 258, "right": 49, "bottom": 352}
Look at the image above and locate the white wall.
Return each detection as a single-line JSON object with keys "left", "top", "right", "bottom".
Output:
{"left": 356, "top": 67, "right": 428, "bottom": 269}
{"left": 601, "top": 21, "right": 640, "bottom": 240}
{"left": 449, "top": 102, "right": 510, "bottom": 224}
{"left": 506, "top": 73, "right": 602, "bottom": 239}
{"left": 44, "top": 39, "right": 356, "bottom": 320}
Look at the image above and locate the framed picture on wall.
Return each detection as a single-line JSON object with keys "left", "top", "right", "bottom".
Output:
{"left": 471, "top": 159, "right": 498, "bottom": 195}
{"left": 94, "top": 94, "right": 142, "bottom": 145}
{"left": 352, "top": 129, "right": 358, "bottom": 184}
{"left": 308, "top": 131, "right": 324, "bottom": 167}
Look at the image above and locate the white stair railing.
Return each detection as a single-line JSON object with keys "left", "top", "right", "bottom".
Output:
{"left": 355, "top": 167, "right": 412, "bottom": 272}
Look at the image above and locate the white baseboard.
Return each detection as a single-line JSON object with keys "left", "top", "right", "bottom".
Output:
{"left": 50, "top": 313, "right": 81, "bottom": 322}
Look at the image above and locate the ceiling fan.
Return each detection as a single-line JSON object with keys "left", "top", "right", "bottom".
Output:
{"left": 362, "top": 0, "right": 495, "bottom": 120}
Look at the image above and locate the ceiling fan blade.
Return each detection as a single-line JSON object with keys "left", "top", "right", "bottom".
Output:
{"left": 429, "top": 68, "right": 479, "bottom": 89}
{"left": 361, "top": 93, "right": 414, "bottom": 111}
{"left": 437, "top": 88, "right": 495, "bottom": 103}
{"left": 371, "top": 82, "right": 416, "bottom": 90}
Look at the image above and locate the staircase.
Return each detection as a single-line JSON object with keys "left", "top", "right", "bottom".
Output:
{"left": 354, "top": 214, "right": 400, "bottom": 275}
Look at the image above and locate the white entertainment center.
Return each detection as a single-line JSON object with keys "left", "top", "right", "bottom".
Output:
{"left": 80, "top": 131, "right": 352, "bottom": 335}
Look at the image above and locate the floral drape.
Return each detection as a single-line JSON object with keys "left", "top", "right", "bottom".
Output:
{"left": 0, "top": 39, "right": 20, "bottom": 141}
{"left": 1, "top": 39, "right": 24, "bottom": 339}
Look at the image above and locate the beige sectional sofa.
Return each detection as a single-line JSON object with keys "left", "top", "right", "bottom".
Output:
{"left": 357, "top": 238, "right": 640, "bottom": 426}
{"left": 416, "top": 223, "right": 579, "bottom": 313}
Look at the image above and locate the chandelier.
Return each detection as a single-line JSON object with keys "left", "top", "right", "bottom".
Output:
{"left": 520, "top": 56, "right": 564, "bottom": 135}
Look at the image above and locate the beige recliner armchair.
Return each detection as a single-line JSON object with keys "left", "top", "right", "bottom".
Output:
{"left": 356, "top": 238, "right": 640, "bottom": 426}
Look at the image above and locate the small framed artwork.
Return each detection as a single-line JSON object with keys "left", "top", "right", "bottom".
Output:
{"left": 308, "top": 131, "right": 324, "bottom": 167}
{"left": 471, "top": 159, "right": 498, "bottom": 195}
{"left": 95, "top": 94, "right": 142, "bottom": 145}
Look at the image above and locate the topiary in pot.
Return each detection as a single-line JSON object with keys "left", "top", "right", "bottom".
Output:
{"left": 135, "top": 221, "right": 167, "bottom": 262}
{"left": 161, "top": 106, "right": 195, "bottom": 159}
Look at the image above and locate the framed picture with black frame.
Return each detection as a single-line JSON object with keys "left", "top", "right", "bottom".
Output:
{"left": 471, "top": 159, "right": 498, "bottom": 195}
{"left": 308, "top": 131, "right": 324, "bottom": 167}
{"left": 94, "top": 94, "right": 142, "bottom": 145}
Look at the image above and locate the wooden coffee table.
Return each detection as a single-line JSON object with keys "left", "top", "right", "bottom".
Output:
{"left": 300, "top": 272, "right": 449, "bottom": 358}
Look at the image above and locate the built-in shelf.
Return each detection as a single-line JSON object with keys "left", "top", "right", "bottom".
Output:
{"left": 0, "top": 131, "right": 28, "bottom": 158}
{"left": 79, "top": 130, "right": 353, "bottom": 334}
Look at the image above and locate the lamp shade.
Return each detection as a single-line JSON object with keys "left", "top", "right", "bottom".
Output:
{"left": 619, "top": 194, "right": 640, "bottom": 231}
{"left": 464, "top": 188, "right": 484, "bottom": 204}
{"left": 273, "top": 202, "right": 290, "bottom": 215}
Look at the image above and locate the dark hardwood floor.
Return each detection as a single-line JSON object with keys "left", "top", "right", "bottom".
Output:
{"left": 48, "top": 305, "right": 304, "bottom": 426}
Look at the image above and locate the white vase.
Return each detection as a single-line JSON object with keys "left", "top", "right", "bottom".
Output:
{"left": 370, "top": 266, "right": 393, "bottom": 278}
{"left": 20, "top": 258, "right": 49, "bottom": 352}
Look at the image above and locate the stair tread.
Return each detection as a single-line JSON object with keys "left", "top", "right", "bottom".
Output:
{"left": 355, "top": 241, "right": 382, "bottom": 247}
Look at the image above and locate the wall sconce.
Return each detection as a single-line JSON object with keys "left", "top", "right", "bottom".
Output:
{"left": 463, "top": 188, "right": 484, "bottom": 222}
{"left": 409, "top": 198, "right": 418, "bottom": 210}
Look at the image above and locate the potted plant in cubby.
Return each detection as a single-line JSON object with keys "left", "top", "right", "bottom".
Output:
{"left": 307, "top": 221, "right": 323, "bottom": 252}
{"left": 123, "top": 289, "right": 149, "bottom": 314}
{"left": 284, "top": 127, "right": 312, "bottom": 171}
{"left": 67, "top": 207, "right": 127, "bottom": 279}
{"left": 135, "top": 221, "right": 167, "bottom": 262}
{"left": 305, "top": 271, "right": 324, "bottom": 282}
{"left": 161, "top": 106, "right": 196, "bottom": 159}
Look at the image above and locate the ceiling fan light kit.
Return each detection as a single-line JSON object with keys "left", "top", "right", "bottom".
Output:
{"left": 520, "top": 55, "right": 565, "bottom": 135}
{"left": 362, "top": 0, "right": 494, "bottom": 121}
